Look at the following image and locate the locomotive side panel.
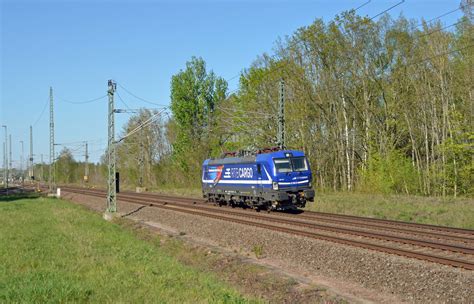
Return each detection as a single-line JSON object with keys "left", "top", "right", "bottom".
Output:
{"left": 202, "top": 150, "right": 315, "bottom": 210}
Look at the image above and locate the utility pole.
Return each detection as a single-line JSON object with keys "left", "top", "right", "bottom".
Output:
{"left": 2, "top": 125, "right": 7, "bottom": 189}
{"left": 84, "top": 141, "right": 89, "bottom": 185}
{"left": 29, "top": 125, "right": 34, "bottom": 181}
{"left": 20, "top": 140, "right": 24, "bottom": 184}
{"left": 277, "top": 78, "right": 285, "bottom": 150}
{"left": 106, "top": 80, "right": 117, "bottom": 214}
{"left": 49, "top": 86, "right": 55, "bottom": 193}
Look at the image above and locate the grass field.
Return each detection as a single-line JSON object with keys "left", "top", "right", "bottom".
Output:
{"left": 0, "top": 195, "right": 253, "bottom": 303}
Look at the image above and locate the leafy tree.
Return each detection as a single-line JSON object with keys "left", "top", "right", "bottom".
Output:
{"left": 170, "top": 57, "right": 227, "bottom": 182}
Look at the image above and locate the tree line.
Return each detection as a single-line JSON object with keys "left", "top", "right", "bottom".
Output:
{"left": 50, "top": 7, "right": 473, "bottom": 196}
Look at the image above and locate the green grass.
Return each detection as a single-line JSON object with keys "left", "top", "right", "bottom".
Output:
{"left": 306, "top": 192, "right": 474, "bottom": 229}
{"left": 0, "top": 196, "right": 254, "bottom": 303}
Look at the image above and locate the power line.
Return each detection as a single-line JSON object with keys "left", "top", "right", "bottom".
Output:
{"left": 117, "top": 109, "right": 168, "bottom": 143}
{"left": 116, "top": 82, "right": 168, "bottom": 107}
{"left": 409, "top": 43, "right": 474, "bottom": 66}
{"left": 226, "top": 1, "right": 411, "bottom": 97}
{"left": 57, "top": 94, "right": 107, "bottom": 104}
{"left": 421, "top": 5, "right": 464, "bottom": 26}
{"left": 32, "top": 99, "right": 49, "bottom": 126}
{"left": 116, "top": 91, "right": 133, "bottom": 111}
{"left": 227, "top": 4, "right": 467, "bottom": 98}
{"left": 370, "top": 0, "right": 405, "bottom": 20}
{"left": 418, "top": 20, "right": 467, "bottom": 38}
{"left": 354, "top": 0, "right": 371, "bottom": 12}
{"left": 223, "top": 0, "right": 376, "bottom": 84}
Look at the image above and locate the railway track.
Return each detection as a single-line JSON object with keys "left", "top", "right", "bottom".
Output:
{"left": 114, "top": 189, "right": 474, "bottom": 244}
{"left": 57, "top": 186, "right": 474, "bottom": 270}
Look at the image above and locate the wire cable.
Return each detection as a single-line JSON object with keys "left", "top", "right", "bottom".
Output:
{"left": 421, "top": 6, "right": 464, "bottom": 26}
{"left": 32, "top": 98, "right": 49, "bottom": 126}
{"left": 370, "top": 0, "right": 405, "bottom": 20}
{"left": 57, "top": 94, "right": 107, "bottom": 104}
{"left": 117, "top": 109, "right": 168, "bottom": 142}
{"left": 418, "top": 20, "right": 467, "bottom": 38}
{"left": 223, "top": 0, "right": 376, "bottom": 84}
{"left": 116, "top": 91, "right": 133, "bottom": 111}
{"left": 409, "top": 43, "right": 474, "bottom": 66}
{"left": 116, "top": 82, "right": 168, "bottom": 107}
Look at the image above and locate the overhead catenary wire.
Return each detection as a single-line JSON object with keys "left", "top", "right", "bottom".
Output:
{"left": 117, "top": 109, "right": 168, "bottom": 143}
{"left": 116, "top": 82, "right": 168, "bottom": 107}
{"left": 116, "top": 91, "right": 133, "bottom": 111}
{"left": 418, "top": 19, "right": 467, "bottom": 38}
{"left": 223, "top": 0, "right": 378, "bottom": 85}
{"left": 32, "top": 98, "right": 49, "bottom": 126}
{"left": 57, "top": 94, "right": 107, "bottom": 104}
{"left": 226, "top": 2, "right": 468, "bottom": 98}
{"left": 369, "top": 0, "right": 405, "bottom": 20}
{"left": 421, "top": 5, "right": 465, "bottom": 26}
{"left": 227, "top": 6, "right": 470, "bottom": 98}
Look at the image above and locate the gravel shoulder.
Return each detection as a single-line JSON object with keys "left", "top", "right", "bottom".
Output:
{"left": 62, "top": 191, "right": 474, "bottom": 304}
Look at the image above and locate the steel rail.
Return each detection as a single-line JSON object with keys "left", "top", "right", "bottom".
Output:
{"left": 123, "top": 190, "right": 474, "bottom": 243}
{"left": 60, "top": 185, "right": 474, "bottom": 243}
{"left": 63, "top": 189, "right": 474, "bottom": 249}
{"left": 61, "top": 187, "right": 474, "bottom": 270}
{"left": 112, "top": 191, "right": 474, "bottom": 254}
{"left": 115, "top": 188, "right": 474, "bottom": 236}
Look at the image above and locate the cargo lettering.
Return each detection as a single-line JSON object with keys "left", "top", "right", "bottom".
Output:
{"left": 228, "top": 167, "right": 253, "bottom": 179}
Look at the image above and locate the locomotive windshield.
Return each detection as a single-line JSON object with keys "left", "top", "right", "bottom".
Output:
{"left": 274, "top": 157, "right": 308, "bottom": 173}
{"left": 291, "top": 157, "right": 308, "bottom": 171}
{"left": 274, "top": 159, "right": 292, "bottom": 173}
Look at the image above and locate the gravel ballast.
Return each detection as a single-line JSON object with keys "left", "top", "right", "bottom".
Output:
{"left": 62, "top": 192, "right": 474, "bottom": 303}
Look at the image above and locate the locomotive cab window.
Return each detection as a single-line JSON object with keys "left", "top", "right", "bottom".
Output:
{"left": 274, "top": 158, "right": 292, "bottom": 173}
{"left": 291, "top": 157, "right": 308, "bottom": 171}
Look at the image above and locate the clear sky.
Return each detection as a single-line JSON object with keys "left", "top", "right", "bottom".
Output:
{"left": 0, "top": 0, "right": 465, "bottom": 165}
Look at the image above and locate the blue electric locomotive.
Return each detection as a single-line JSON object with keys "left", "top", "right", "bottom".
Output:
{"left": 202, "top": 149, "right": 315, "bottom": 210}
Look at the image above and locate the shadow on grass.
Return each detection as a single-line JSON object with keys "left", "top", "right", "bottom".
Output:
{"left": 0, "top": 188, "right": 43, "bottom": 203}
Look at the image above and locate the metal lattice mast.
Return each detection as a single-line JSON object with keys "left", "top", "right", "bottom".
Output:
{"left": 2, "top": 142, "right": 5, "bottom": 186}
{"left": 49, "top": 86, "right": 55, "bottom": 193}
{"left": 29, "top": 125, "right": 34, "bottom": 180}
{"left": 40, "top": 154, "right": 44, "bottom": 181}
{"left": 139, "top": 126, "right": 144, "bottom": 188}
{"left": 84, "top": 141, "right": 89, "bottom": 184}
{"left": 2, "top": 125, "right": 7, "bottom": 189}
{"left": 20, "top": 140, "right": 24, "bottom": 182}
{"left": 277, "top": 79, "right": 285, "bottom": 150}
{"left": 107, "top": 80, "right": 117, "bottom": 213}
{"left": 9, "top": 134, "right": 12, "bottom": 173}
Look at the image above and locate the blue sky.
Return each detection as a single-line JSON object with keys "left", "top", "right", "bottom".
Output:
{"left": 0, "top": 0, "right": 465, "bottom": 165}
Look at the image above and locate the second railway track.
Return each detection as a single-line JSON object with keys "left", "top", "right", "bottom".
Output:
{"left": 58, "top": 186, "right": 474, "bottom": 270}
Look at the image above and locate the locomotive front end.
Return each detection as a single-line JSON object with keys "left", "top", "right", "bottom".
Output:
{"left": 268, "top": 151, "right": 315, "bottom": 209}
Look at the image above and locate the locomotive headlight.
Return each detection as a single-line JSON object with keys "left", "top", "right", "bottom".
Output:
{"left": 272, "top": 182, "right": 279, "bottom": 190}
{"left": 308, "top": 181, "right": 312, "bottom": 188}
